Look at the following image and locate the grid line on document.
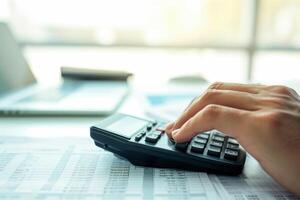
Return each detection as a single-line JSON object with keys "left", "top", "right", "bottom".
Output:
{"left": 143, "top": 168, "right": 154, "bottom": 200}
{"left": 39, "top": 145, "right": 75, "bottom": 191}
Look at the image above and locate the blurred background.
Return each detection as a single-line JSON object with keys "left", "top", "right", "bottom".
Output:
{"left": 1, "top": 0, "right": 300, "bottom": 86}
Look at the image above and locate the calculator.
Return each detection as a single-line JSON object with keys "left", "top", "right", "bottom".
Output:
{"left": 90, "top": 113, "right": 246, "bottom": 175}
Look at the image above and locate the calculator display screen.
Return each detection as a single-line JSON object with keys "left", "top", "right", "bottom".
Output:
{"left": 106, "top": 116, "right": 148, "bottom": 139}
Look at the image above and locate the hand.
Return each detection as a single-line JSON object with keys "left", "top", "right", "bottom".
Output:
{"left": 165, "top": 82, "right": 300, "bottom": 196}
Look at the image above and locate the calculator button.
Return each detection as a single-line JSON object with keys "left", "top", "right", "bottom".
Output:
{"left": 196, "top": 133, "right": 210, "bottom": 140}
{"left": 135, "top": 133, "right": 144, "bottom": 141}
{"left": 207, "top": 146, "right": 221, "bottom": 157}
{"left": 224, "top": 149, "right": 239, "bottom": 160}
{"left": 175, "top": 142, "right": 189, "bottom": 151}
{"left": 146, "top": 125, "right": 152, "bottom": 131}
{"left": 191, "top": 143, "right": 205, "bottom": 153}
{"left": 226, "top": 143, "right": 239, "bottom": 150}
{"left": 212, "top": 136, "right": 225, "bottom": 142}
{"left": 227, "top": 138, "right": 239, "bottom": 145}
{"left": 140, "top": 131, "right": 146, "bottom": 136}
{"left": 152, "top": 131, "right": 162, "bottom": 135}
{"left": 155, "top": 127, "right": 165, "bottom": 133}
{"left": 210, "top": 141, "right": 223, "bottom": 148}
{"left": 193, "top": 138, "right": 207, "bottom": 145}
{"left": 145, "top": 133, "right": 161, "bottom": 143}
{"left": 211, "top": 130, "right": 225, "bottom": 137}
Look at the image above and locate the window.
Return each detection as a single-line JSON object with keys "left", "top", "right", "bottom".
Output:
{"left": 9, "top": 0, "right": 250, "bottom": 46}
{"left": 258, "top": 0, "right": 300, "bottom": 48}
{"left": 2, "top": 0, "right": 300, "bottom": 84}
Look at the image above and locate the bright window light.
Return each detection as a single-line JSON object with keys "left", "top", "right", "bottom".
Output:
{"left": 10, "top": 0, "right": 250, "bottom": 46}
{"left": 2, "top": 0, "right": 300, "bottom": 84}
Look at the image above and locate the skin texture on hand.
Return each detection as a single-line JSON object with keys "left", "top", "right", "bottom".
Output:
{"left": 165, "top": 82, "right": 300, "bottom": 196}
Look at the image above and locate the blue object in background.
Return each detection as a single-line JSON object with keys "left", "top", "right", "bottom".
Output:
{"left": 147, "top": 94, "right": 196, "bottom": 106}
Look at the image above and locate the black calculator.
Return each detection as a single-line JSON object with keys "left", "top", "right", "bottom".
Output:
{"left": 90, "top": 113, "right": 246, "bottom": 175}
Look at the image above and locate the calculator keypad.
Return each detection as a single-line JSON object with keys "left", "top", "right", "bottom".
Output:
{"left": 134, "top": 122, "right": 241, "bottom": 162}
{"left": 178, "top": 131, "right": 241, "bottom": 161}
{"left": 188, "top": 132, "right": 240, "bottom": 161}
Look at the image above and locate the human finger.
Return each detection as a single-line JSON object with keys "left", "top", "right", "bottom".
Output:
{"left": 172, "top": 104, "right": 250, "bottom": 143}
{"left": 170, "top": 89, "right": 259, "bottom": 133}
{"left": 208, "top": 82, "right": 266, "bottom": 94}
{"left": 164, "top": 122, "right": 174, "bottom": 137}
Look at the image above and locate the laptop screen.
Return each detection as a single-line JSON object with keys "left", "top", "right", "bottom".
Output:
{"left": 0, "top": 23, "right": 36, "bottom": 93}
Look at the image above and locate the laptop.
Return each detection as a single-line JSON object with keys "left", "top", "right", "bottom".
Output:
{"left": 0, "top": 23, "right": 129, "bottom": 116}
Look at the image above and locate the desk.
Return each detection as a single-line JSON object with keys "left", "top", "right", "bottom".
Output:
{"left": 0, "top": 91, "right": 298, "bottom": 200}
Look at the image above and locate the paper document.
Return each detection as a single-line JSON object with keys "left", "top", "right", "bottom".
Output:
{"left": 144, "top": 94, "right": 197, "bottom": 122}
{"left": 0, "top": 137, "right": 298, "bottom": 199}
{"left": 142, "top": 84, "right": 207, "bottom": 122}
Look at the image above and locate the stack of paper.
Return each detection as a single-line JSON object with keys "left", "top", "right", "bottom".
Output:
{"left": 0, "top": 137, "right": 297, "bottom": 199}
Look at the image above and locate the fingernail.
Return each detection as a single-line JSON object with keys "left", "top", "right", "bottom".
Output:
{"left": 164, "top": 123, "right": 173, "bottom": 133}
